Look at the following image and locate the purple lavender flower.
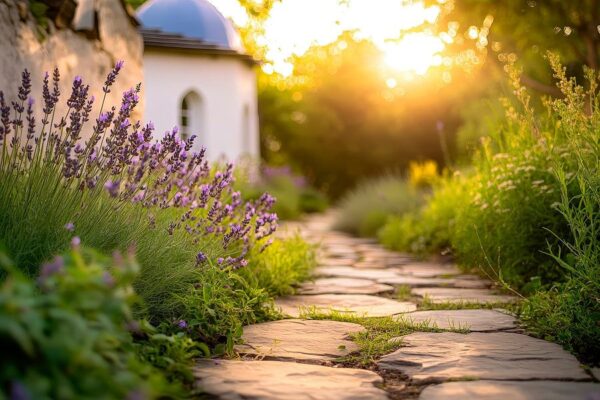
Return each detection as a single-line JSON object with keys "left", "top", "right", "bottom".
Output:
{"left": 71, "top": 236, "right": 81, "bottom": 248}
{"left": 176, "top": 319, "right": 188, "bottom": 329}
{"left": 104, "top": 180, "right": 120, "bottom": 197}
{"left": 64, "top": 222, "right": 75, "bottom": 232}
{"left": 196, "top": 251, "right": 207, "bottom": 265}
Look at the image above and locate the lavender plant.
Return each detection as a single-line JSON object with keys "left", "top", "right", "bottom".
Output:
{"left": 0, "top": 63, "right": 277, "bottom": 319}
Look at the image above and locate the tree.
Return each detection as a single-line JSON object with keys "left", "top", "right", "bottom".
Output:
{"left": 424, "top": 0, "right": 600, "bottom": 95}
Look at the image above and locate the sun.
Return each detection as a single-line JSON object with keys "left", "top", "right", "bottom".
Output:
{"left": 382, "top": 33, "right": 444, "bottom": 75}
{"left": 211, "top": 0, "right": 445, "bottom": 77}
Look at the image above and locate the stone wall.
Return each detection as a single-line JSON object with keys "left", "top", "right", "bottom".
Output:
{"left": 0, "top": 0, "right": 144, "bottom": 126}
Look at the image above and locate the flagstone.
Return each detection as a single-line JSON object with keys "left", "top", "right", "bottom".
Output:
{"left": 412, "top": 287, "right": 518, "bottom": 304}
{"left": 377, "top": 332, "right": 588, "bottom": 382}
{"left": 396, "top": 262, "right": 462, "bottom": 277}
{"left": 315, "top": 266, "right": 400, "bottom": 280}
{"left": 419, "top": 381, "right": 600, "bottom": 400}
{"left": 194, "top": 359, "right": 388, "bottom": 400}
{"left": 235, "top": 319, "right": 364, "bottom": 361}
{"left": 298, "top": 277, "right": 394, "bottom": 295}
{"left": 380, "top": 275, "right": 491, "bottom": 289}
{"left": 276, "top": 294, "right": 416, "bottom": 317}
{"left": 396, "top": 309, "right": 517, "bottom": 331}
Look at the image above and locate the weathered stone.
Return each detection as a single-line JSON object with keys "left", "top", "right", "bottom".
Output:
{"left": 396, "top": 309, "right": 517, "bottom": 332}
{"left": 195, "top": 359, "right": 388, "bottom": 400}
{"left": 412, "top": 287, "right": 518, "bottom": 304}
{"left": 380, "top": 276, "right": 491, "bottom": 289}
{"left": 353, "top": 261, "right": 387, "bottom": 269}
{"left": 315, "top": 266, "right": 399, "bottom": 280}
{"left": 235, "top": 319, "right": 364, "bottom": 361}
{"left": 592, "top": 367, "right": 600, "bottom": 381}
{"left": 298, "top": 277, "right": 394, "bottom": 295}
{"left": 0, "top": 0, "right": 143, "bottom": 126}
{"left": 276, "top": 294, "right": 416, "bottom": 317}
{"left": 419, "top": 381, "right": 600, "bottom": 400}
{"left": 377, "top": 332, "right": 588, "bottom": 382}
{"left": 317, "top": 258, "right": 357, "bottom": 267}
{"left": 396, "top": 263, "right": 462, "bottom": 277}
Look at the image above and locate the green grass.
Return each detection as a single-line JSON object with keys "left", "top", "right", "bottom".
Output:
{"left": 299, "top": 310, "right": 468, "bottom": 367}
{"left": 334, "top": 175, "right": 424, "bottom": 237}
{"left": 240, "top": 234, "right": 317, "bottom": 297}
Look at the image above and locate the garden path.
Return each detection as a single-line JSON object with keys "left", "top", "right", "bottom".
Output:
{"left": 194, "top": 212, "right": 600, "bottom": 399}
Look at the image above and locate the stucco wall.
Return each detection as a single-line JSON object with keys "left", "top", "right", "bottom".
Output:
{"left": 143, "top": 49, "right": 259, "bottom": 161}
{"left": 0, "top": 0, "right": 144, "bottom": 129}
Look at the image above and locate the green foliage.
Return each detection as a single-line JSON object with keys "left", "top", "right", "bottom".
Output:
{"left": 0, "top": 248, "right": 181, "bottom": 399}
{"left": 172, "top": 235, "right": 317, "bottom": 352}
{"left": 379, "top": 175, "right": 465, "bottom": 255}
{"left": 240, "top": 235, "right": 317, "bottom": 297}
{"left": 236, "top": 165, "right": 328, "bottom": 220}
{"left": 381, "top": 56, "right": 600, "bottom": 363}
{"left": 334, "top": 175, "right": 424, "bottom": 237}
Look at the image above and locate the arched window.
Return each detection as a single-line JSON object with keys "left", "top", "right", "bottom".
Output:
{"left": 180, "top": 91, "right": 204, "bottom": 145}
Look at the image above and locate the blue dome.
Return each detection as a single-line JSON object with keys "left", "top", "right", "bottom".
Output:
{"left": 137, "top": 0, "right": 243, "bottom": 51}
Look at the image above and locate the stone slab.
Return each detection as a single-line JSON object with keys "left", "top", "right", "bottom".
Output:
{"left": 412, "top": 287, "right": 518, "bottom": 304}
{"left": 317, "top": 258, "right": 357, "bottom": 266}
{"left": 235, "top": 319, "right": 364, "bottom": 361}
{"left": 276, "top": 294, "right": 416, "bottom": 317}
{"left": 195, "top": 359, "right": 388, "bottom": 400}
{"left": 380, "top": 276, "right": 491, "bottom": 289}
{"left": 396, "top": 263, "right": 462, "bottom": 277}
{"left": 353, "top": 261, "right": 388, "bottom": 269}
{"left": 396, "top": 309, "right": 517, "bottom": 332}
{"left": 419, "top": 381, "right": 600, "bottom": 400}
{"left": 315, "top": 266, "right": 399, "bottom": 280}
{"left": 377, "top": 332, "right": 589, "bottom": 382}
{"left": 298, "top": 278, "right": 394, "bottom": 295}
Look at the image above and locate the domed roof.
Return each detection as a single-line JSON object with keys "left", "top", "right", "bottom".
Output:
{"left": 137, "top": 0, "right": 244, "bottom": 52}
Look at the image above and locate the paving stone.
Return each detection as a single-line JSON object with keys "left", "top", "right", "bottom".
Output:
{"left": 353, "top": 261, "right": 388, "bottom": 269}
{"left": 377, "top": 332, "right": 589, "bottom": 382}
{"left": 412, "top": 287, "right": 518, "bottom": 304}
{"left": 396, "top": 309, "right": 517, "bottom": 332}
{"left": 195, "top": 359, "right": 388, "bottom": 400}
{"left": 298, "top": 277, "right": 394, "bottom": 295}
{"left": 380, "top": 276, "right": 491, "bottom": 289}
{"left": 396, "top": 262, "right": 462, "bottom": 277}
{"left": 276, "top": 294, "right": 416, "bottom": 317}
{"left": 235, "top": 319, "right": 364, "bottom": 361}
{"left": 419, "top": 381, "right": 600, "bottom": 400}
{"left": 317, "top": 258, "right": 357, "bottom": 267}
{"left": 315, "top": 266, "right": 400, "bottom": 280}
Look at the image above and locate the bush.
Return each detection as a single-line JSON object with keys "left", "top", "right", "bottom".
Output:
{"left": 379, "top": 55, "right": 600, "bottom": 363}
{"left": 379, "top": 174, "right": 466, "bottom": 255}
{"left": 334, "top": 175, "right": 425, "bottom": 237}
{"left": 237, "top": 164, "right": 328, "bottom": 220}
{"left": 0, "top": 247, "right": 182, "bottom": 399}
{"left": 240, "top": 234, "right": 317, "bottom": 297}
{"left": 0, "top": 66, "right": 277, "bottom": 323}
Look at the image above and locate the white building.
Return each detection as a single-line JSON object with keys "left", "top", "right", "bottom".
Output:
{"left": 137, "top": 0, "right": 260, "bottom": 161}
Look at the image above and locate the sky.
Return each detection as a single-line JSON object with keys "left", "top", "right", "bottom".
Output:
{"left": 210, "top": 0, "right": 445, "bottom": 77}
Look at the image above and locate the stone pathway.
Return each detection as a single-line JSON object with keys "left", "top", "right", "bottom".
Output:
{"left": 194, "top": 212, "right": 600, "bottom": 399}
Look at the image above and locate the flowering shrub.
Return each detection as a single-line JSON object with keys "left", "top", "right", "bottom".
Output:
{"left": 378, "top": 55, "right": 600, "bottom": 363}
{"left": 0, "top": 247, "right": 184, "bottom": 399}
{"left": 0, "top": 64, "right": 280, "bottom": 323}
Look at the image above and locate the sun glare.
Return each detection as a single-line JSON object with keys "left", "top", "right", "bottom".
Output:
{"left": 383, "top": 33, "right": 444, "bottom": 75}
{"left": 211, "top": 0, "right": 445, "bottom": 78}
